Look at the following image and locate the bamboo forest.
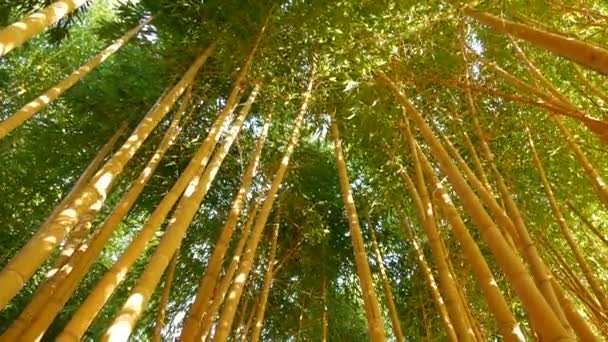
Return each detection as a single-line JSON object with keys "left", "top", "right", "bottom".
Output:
{"left": 2, "top": 0, "right": 608, "bottom": 341}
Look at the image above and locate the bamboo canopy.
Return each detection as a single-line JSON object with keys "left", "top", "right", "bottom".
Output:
{"left": 1, "top": 1, "right": 607, "bottom": 341}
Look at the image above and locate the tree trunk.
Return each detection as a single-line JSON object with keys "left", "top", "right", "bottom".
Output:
{"left": 26, "top": 120, "right": 127, "bottom": 247}
{"left": 55, "top": 76, "right": 249, "bottom": 342}
{"left": 441, "top": 137, "right": 520, "bottom": 246}
{"left": 526, "top": 127, "right": 608, "bottom": 313}
{"left": 153, "top": 251, "right": 178, "bottom": 342}
{"left": 0, "top": 17, "right": 153, "bottom": 139}
{"left": 463, "top": 7, "right": 608, "bottom": 75}
{"left": 368, "top": 221, "right": 404, "bottom": 342}
{"left": 212, "top": 62, "right": 315, "bottom": 342}
{"left": 566, "top": 200, "right": 608, "bottom": 249}
{"left": 3, "top": 86, "right": 191, "bottom": 342}
{"left": 551, "top": 278, "right": 599, "bottom": 341}
{"left": 180, "top": 110, "right": 271, "bottom": 341}
{"left": 378, "top": 71, "right": 573, "bottom": 341}
{"left": 0, "top": 121, "right": 127, "bottom": 339}
{"left": 443, "top": 131, "right": 576, "bottom": 335}
{"left": 398, "top": 115, "right": 473, "bottom": 342}
{"left": 321, "top": 275, "right": 328, "bottom": 342}
{"left": 50, "top": 210, "right": 95, "bottom": 273}
{"left": 330, "top": 113, "right": 387, "bottom": 342}
{"left": 9, "top": 87, "right": 192, "bottom": 341}
{"left": 462, "top": 132, "right": 492, "bottom": 192}
{"left": 233, "top": 295, "right": 249, "bottom": 341}
{"left": 242, "top": 297, "right": 259, "bottom": 341}
{"left": 402, "top": 222, "right": 456, "bottom": 341}
{"left": 464, "top": 86, "right": 568, "bottom": 327}
{"left": 250, "top": 214, "right": 280, "bottom": 342}
{"left": 461, "top": 133, "right": 516, "bottom": 251}
{"left": 181, "top": 7, "right": 277, "bottom": 328}
{"left": 552, "top": 117, "right": 608, "bottom": 207}
{"left": 101, "top": 86, "right": 258, "bottom": 342}
{"left": 388, "top": 154, "right": 457, "bottom": 342}
{"left": 296, "top": 303, "right": 305, "bottom": 341}
{"left": 0, "top": 0, "right": 89, "bottom": 56}
{"left": 502, "top": 47, "right": 608, "bottom": 200}
{"left": 195, "top": 196, "right": 262, "bottom": 341}
{"left": 416, "top": 145, "right": 524, "bottom": 341}
{"left": 0, "top": 44, "right": 215, "bottom": 310}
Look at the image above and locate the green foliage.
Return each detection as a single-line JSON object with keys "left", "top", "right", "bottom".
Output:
{"left": 1, "top": 0, "right": 608, "bottom": 340}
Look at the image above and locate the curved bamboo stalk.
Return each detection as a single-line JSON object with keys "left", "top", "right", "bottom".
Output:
{"left": 402, "top": 221, "right": 456, "bottom": 341}
{"left": 55, "top": 80, "right": 246, "bottom": 342}
{"left": 506, "top": 46, "right": 608, "bottom": 203}
{"left": 388, "top": 150, "right": 457, "bottom": 341}
{"left": 462, "top": 133, "right": 492, "bottom": 192}
{"left": 553, "top": 117, "right": 608, "bottom": 207}
{"left": 15, "top": 87, "right": 194, "bottom": 341}
{"left": 0, "top": 121, "right": 126, "bottom": 339}
{"left": 242, "top": 296, "right": 259, "bottom": 341}
{"left": 24, "top": 120, "right": 127, "bottom": 259}
{"left": 399, "top": 116, "right": 473, "bottom": 342}
{"left": 232, "top": 295, "right": 249, "bottom": 340}
{"left": 551, "top": 278, "right": 599, "bottom": 341}
{"left": 321, "top": 275, "right": 328, "bottom": 342}
{"left": 463, "top": 83, "right": 567, "bottom": 327}
{"left": 296, "top": 302, "right": 305, "bottom": 341}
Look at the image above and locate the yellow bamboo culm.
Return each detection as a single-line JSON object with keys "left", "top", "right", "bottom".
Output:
{"left": 378, "top": 71, "right": 573, "bottom": 341}
{"left": 195, "top": 196, "right": 263, "bottom": 341}
{"left": 330, "top": 113, "right": 387, "bottom": 342}
{"left": 463, "top": 7, "right": 608, "bottom": 75}
{"left": 388, "top": 149, "right": 457, "bottom": 341}
{"left": 321, "top": 275, "right": 328, "bottom": 342}
{"left": 368, "top": 224, "right": 405, "bottom": 342}
{"left": 153, "top": 252, "right": 179, "bottom": 342}
{"left": 397, "top": 115, "right": 473, "bottom": 342}
{"left": 416, "top": 145, "right": 524, "bottom": 341}
{"left": 0, "top": 0, "right": 89, "bottom": 57}
{"left": 0, "top": 16, "right": 153, "bottom": 139}
{"left": 526, "top": 126, "right": 608, "bottom": 313}
{"left": 181, "top": 112, "right": 271, "bottom": 341}
{"left": 9, "top": 88, "right": 192, "bottom": 342}
{"left": 100, "top": 87, "right": 259, "bottom": 342}
{"left": 0, "top": 122, "right": 126, "bottom": 341}
{"left": 0, "top": 44, "right": 215, "bottom": 311}
{"left": 212, "top": 63, "right": 315, "bottom": 342}
{"left": 56, "top": 82, "right": 243, "bottom": 341}
{"left": 250, "top": 216, "right": 280, "bottom": 342}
